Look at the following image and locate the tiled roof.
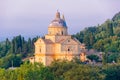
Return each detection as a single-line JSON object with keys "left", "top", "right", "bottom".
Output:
{"left": 43, "top": 39, "right": 54, "bottom": 44}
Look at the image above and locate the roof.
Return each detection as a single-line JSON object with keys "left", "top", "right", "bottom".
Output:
{"left": 35, "top": 38, "right": 54, "bottom": 44}
{"left": 43, "top": 39, "right": 54, "bottom": 44}
{"left": 57, "top": 38, "right": 81, "bottom": 45}
{"left": 57, "top": 38, "right": 66, "bottom": 43}
{"left": 72, "top": 38, "right": 81, "bottom": 44}
{"left": 49, "top": 11, "right": 67, "bottom": 28}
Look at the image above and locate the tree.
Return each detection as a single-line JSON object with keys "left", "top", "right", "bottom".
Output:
{"left": 89, "top": 33, "right": 95, "bottom": 48}
{"left": 93, "top": 39, "right": 104, "bottom": 51}
{"left": 49, "top": 60, "right": 78, "bottom": 80}
{"left": 107, "top": 53, "right": 119, "bottom": 63}
{"left": 64, "top": 65, "right": 105, "bottom": 80}
{"left": 83, "top": 34, "right": 90, "bottom": 49}
{"left": 87, "top": 54, "right": 99, "bottom": 62}
{"left": 102, "top": 52, "right": 109, "bottom": 65}
{"left": 106, "top": 20, "right": 113, "bottom": 36}
{"left": 0, "top": 54, "right": 22, "bottom": 69}
{"left": 103, "top": 64, "right": 120, "bottom": 80}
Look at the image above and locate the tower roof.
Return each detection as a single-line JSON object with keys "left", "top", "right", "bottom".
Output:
{"left": 55, "top": 11, "right": 60, "bottom": 18}
{"left": 49, "top": 11, "right": 67, "bottom": 28}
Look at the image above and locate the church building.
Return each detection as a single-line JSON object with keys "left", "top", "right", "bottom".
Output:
{"left": 30, "top": 11, "right": 86, "bottom": 66}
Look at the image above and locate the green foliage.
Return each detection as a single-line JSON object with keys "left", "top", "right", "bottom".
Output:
{"left": 72, "top": 57, "right": 83, "bottom": 64}
{"left": 112, "top": 12, "right": 120, "bottom": 21}
{"left": 87, "top": 54, "right": 99, "bottom": 62}
{"left": 1, "top": 60, "right": 120, "bottom": 80}
{"left": 64, "top": 65, "right": 105, "bottom": 80}
{"left": 49, "top": 60, "right": 105, "bottom": 80}
{"left": 0, "top": 38, "right": 11, "bottom": 58}
{"left": 73, "top": 12, "right": 120, "bottom": 52}
{"left": 102, "top": 64, "right": 120, "bottom": 80}
{"left": 49, "top": 60, "right": 76, "bottom": 80}
{"left": 0, "top": 35, "right": 39, "bottom": 68}
{"left": 0, "top": 62, "right": 54, "bottom": 80}
{"left": 0, "top": 11, "right": 120, "bottom": 80}
{"left": 102, "top": 52, "right": 108, "bottom": 65}
{"left": 0, "top": 54, "right": 22, "bottom": 69}
{"left": 107, "top": 53, "right": 119, "bottom": 63}
{"left": 102, "top": 52, "right": 120, "bottom": 65}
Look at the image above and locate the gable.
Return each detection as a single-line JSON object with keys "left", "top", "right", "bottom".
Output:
{"left": 61, "top": 38, "right": 80, "bottom": 45}
{"left": 35, "top": 38, "right": 45, "bottom": 45}
{"left": 35, "top": 38, "right": 54, "bottom": 45}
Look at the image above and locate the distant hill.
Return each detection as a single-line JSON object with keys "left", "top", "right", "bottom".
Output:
{"left": 73, "top": 11, "right": 120, "bottom": 52}
{"left": 112, "top": 12, "right": 120, "bottom": 21}
{"left": 1, "top": 12, "right": 120, "bottom": 69}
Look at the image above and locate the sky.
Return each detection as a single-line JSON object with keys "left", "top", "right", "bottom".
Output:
{"left": 0, "top": 0, "right": 120, "bottom": 41}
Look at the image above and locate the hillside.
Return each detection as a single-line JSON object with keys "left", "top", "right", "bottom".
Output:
{"left": 0, "top": 11, "right": 120, "bottom": 69}
{"left": 73, "top": 12, "right": 120, "bottom": 52}
{"left": 0, "top": 35, "right": 39, "bottom": 68}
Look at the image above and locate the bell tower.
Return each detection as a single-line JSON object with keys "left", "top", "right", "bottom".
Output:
{"left": 55, "top": 11, "right": 60, "bottom": 18}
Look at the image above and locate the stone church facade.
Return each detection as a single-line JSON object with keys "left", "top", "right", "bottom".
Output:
{"left": 30, "top": 11, "right": 86, "bottom": 66}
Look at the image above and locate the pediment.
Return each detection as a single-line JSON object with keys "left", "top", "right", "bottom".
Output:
{"left": 35, "top": 38, "right": 45, "bottom": 45}
{"left": 61, "top": 38, "right": 81, "bottom": 45}
{"left": 35, "top": 38, "right": 54, "bottom": 45}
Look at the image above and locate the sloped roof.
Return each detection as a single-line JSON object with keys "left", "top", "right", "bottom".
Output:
{"left": 43, "top": 39, "right": 54, "bottom": 44}
{"left": 57, "top": 38, "right": 81, "bottom": 45}
{"left": 35, "top": 38, "right": 54, "bottom": 44}
{"left": 72, "top": 38, "right": 81, "bottom": 44}
{"left": 57, "top": 38, "right": 66, "bottom": 43}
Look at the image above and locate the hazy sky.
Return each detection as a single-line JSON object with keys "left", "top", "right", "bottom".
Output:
{"left": 0, "top": 0, "right": 120, "bottom": 41}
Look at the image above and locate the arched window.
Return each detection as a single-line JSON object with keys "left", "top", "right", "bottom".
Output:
{"left": 68, "top": 40, "right": 70, "bottom": 42}
{"left": 56, "top": 33, "right": 59, "bottom": 35}
{"left": 40, "top": 48, "right": 41, "bottom": 52}
{"left": 68, "top": 48, "right": 70, "bottom": 51}
{"left": 61, "top": 31, "right": 63, "bottom": 35}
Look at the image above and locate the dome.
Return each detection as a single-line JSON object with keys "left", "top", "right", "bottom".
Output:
{"left": 49, "top": 18, "right": 67, "bottom": 27}
{"left": 49, "top": 11, "right": 67, "bottom": 28}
